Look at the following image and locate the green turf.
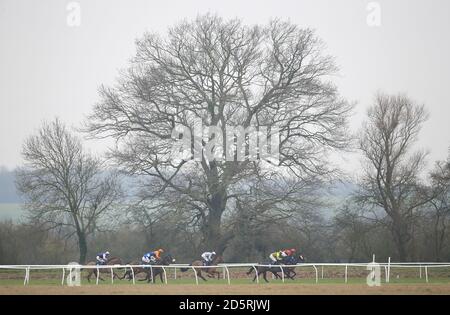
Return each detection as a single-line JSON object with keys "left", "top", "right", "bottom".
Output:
{"left": 1, "top": 266, "right": 449, "bottom": 286}
{"left": 1, "top": 276, "right": 449, "bottom": 286}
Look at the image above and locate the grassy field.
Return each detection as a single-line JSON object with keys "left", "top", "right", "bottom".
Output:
{"left": 1, "top": 266, "right": 450, "bottom": 294}
{"left": 1, "top": 282, "right": 450, "bottom": 295}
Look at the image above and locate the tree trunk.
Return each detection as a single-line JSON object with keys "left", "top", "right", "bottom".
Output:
{"left": 203, "top": 207, "right": 223, "bottom": 252}
{"left": 392, "top": 220, "right": 409, "bottom": 261}
{"left": 203, "top": 190, "right": 228, "bottom": 254}
{"left": 77, "top": 231, "right": 88, "bottom": 264}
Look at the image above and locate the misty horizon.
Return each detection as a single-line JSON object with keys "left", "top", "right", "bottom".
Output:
{"left": 1, "top": 0, "right": 450, "bottom": 176}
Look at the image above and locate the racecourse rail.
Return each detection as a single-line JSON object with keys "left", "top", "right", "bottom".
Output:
{"left": 1, "top": 260, "right": 450, "bottom": 286}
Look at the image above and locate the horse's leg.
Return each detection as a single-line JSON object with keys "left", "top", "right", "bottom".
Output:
{"left": 151, "top": 270, "right": 155, "bottom": 283}
{"left": 262, "top": 271, "right": 269, "bottom": 283}
{"left": 120, "top": 267, "right": 130, "bottom": 280}
{"left": 146, "top": 270, "right": 153, "bottom": 283}
{"left": 113, "top": 271, "right": 121, "bottom": 280}
{"left": 98, "top": 270, "right": 105, "bottom": 281}
{"left": 198, "top": 271, "right": 207, "bottom": 282}
{"left": 290, "top": 270, "right": 296, "bottom": 279}
{"left": 87, "top": 270, "right": 91, "bottom": 283}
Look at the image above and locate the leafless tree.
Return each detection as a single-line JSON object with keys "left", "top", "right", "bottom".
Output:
{"left": 85, "top": 15, "right": 353, "bottom": 252}
{"left": 16, "top": 119, "right": 122, "bottom": 263}
{"left": 357, "top": 93, "right": 430, "bottom": 261}
{"left": 425, "top": 151, "right": 450, "bottom": 260}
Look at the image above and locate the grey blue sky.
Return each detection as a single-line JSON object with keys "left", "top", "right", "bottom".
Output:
{"left": 1, "top": 0, "right": 449, "bottom": 174}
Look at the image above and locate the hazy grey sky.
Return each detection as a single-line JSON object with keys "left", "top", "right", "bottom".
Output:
{"left": 1, "top": 0, "right": 449, "bottom": 174}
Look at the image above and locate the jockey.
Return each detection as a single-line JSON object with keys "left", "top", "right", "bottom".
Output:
{"left": 142, "top": 249, "right": 164, "bottom": 264}
{"left": 282, "top": 248, "right": 296, "bottom": 257}
{"left": 201, "top": 251, "right": 216, "bottom": 266}
{"left": 96, "top": 251, "right": 110, "bottom": 265}
{"left": 269, "top": 250, "right": 284, "bottom": 264}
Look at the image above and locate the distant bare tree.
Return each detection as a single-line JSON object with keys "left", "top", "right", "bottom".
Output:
{"left": 357, "top": 93, "right": 430, "bottom": 261}
{"left": 16, "top": 119, "right": 122, "bottom": 263}
{"left": 85, "top": 15, "right": 353, "bottom": 252}
{"left": 426, "top": 151, "right": 450, "bottom": 260}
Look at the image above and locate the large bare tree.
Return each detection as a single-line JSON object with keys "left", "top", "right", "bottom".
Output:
{"left": 86, "top": 15, "right": 352, "bottom": 252}
{"left": 16, "top": 119, "right": 122, "bottom": 263}
{"left": 357, "top": 93, "right": 430, "bottom": 261}
{"left": 425, "top": 150, "right": 450, "bottom": 260}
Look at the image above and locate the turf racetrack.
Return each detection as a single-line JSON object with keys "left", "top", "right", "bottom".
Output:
{"left": 1, "top": 283, "right": 450, "bottom": 295}
{"left": 1, "top": 266, "right": 450, "bottom": 294}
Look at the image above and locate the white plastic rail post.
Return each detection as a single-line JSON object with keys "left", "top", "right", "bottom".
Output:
{"left": 345, "top": 264, "right": 348, "bottom": 283}
{"left": 96, "top": 267, "right": 100, "bottom": 285}
{"left": 224, "top": 265, "right": 230, "bottom": 285}
{"left": 280, "top": 265, "right": 285, "bottom": 283}
{"left": 130, "top": 266, "right": 135, "bottom": 285}
{"left": 312, "top": 265, "right": 318, "bottom": 283}
{"left": 162, "top": 266, "right": 168, "bottom": 284}
{"left": 174, "top": 267, "right": 177, "bottom": 280}
{"left": 425, "top": 266, "right": 429, "bottom": 283}
{"left": 61, "top": 267, "right": 65, "bottom": 286}
{"left": 191, "top": 266, "right": 199, "bottom": 285}
{"left": 388, "top": 257, "right": 391, "bottom": 283}
{"left": 419, "top": 265, "right": 422, "bottom": 279}
{"left": 321, "top": 265, "right": 324, "bottom": 279}
{"left": 23, "top": 266, "right": 30, "bottom": 286}
{"left": 150, "top": 265, "right": 154, "bottom": 284}
{"left": 110, "top": 267, "right": 114, "bottom": 284}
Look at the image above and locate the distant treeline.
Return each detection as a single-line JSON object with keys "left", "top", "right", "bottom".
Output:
{"left": 1, "top": 16, "right": 449, "bottom": 265}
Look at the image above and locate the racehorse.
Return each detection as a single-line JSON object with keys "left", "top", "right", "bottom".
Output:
{"left": 180, "top": 255, "right": 223, "bottom": 281}
{"left": 246, "top": 254, "right": 305, "bottom": 282}
{"left": 272, "top": 254, "right": 305, "bottom": 280}
{"left": 121, "top": 254, "right": 176, "bottom": 283}
{"left": 85, "top": 257, "right": 124, "bottom": 283}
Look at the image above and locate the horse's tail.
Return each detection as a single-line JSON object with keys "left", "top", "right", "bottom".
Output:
{"left": 180, "top": 263, "right": 192, "bottom": 272}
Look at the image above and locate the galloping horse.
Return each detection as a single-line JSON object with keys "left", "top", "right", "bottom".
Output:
{"left": 121, "top": 254, "right": 176, "bottom": 283}
{"left": 180, "top": 255, "right": 223, "bottom": 281}
{"left": 272, "top": 254, "right": 305, "bottom": 280}
{"left": 85, "top": 257, "right": 124, "bottom": 283}
{"left": 247, "top": 254, "right": 305, "bottom": 282}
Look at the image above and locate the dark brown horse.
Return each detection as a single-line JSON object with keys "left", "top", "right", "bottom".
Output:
{"left": 272, "top": 255, "right": 305, "bottom": 280}
{"left": 85, "top": 257, "right": 123, "bottom": 283}
{"left": 247, "top": 255, "right": 305, "bottom": 282}
{"left": 180, "top": 255, "right": 223, "bottom": 281}
{"left": 121, "top": 254, "right": 176, "bottom": 283}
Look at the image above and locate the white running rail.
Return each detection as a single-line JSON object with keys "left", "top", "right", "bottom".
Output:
{"left": 1, "top": 261, "right": 450, "bottom": 286}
